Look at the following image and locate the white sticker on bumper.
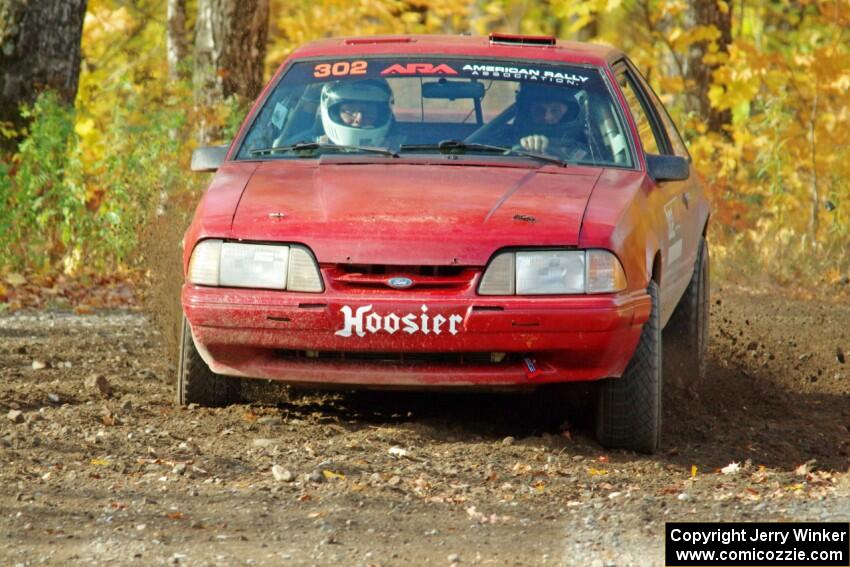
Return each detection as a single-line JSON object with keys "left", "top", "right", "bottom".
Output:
{"left": 335, "top": 305, "right": 463, "bottom": 338}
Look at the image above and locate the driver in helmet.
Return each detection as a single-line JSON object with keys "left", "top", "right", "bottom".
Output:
{"left": 513, "top": 82, "right": 587, "bottom": 160}
{"left": 319, "top": 79, "right": 394, "bottom": 147}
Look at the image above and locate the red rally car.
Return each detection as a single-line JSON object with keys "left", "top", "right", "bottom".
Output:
{"left": 180, "top": 33, "right": 710, "bottom": 453}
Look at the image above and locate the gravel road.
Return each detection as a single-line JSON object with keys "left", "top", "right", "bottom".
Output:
{"left": 1, "top": 285, "right": 848, "bottom": 566}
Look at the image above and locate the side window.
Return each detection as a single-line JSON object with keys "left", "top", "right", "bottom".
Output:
{"left": 615, "top": 66, "right": 668, "bottom": 156}
{"left": 629, "top": 64, "right": 690, "bottom": 159}
{"left": 652, "top": 99, "right": 689, "bottom": 158}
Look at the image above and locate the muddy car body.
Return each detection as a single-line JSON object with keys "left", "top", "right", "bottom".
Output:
{"left": 180, "top": 34, "right": 710, "bottom": 453}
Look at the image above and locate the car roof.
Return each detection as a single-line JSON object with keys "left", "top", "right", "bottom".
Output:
{"left": 287, "top": 34, "right": 624, "bottom": 68}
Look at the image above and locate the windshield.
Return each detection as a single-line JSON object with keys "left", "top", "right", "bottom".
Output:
{"left": 237, "top": 57, "right": 634, "bottom": 168}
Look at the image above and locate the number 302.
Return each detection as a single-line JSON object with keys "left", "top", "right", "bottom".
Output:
{"left": 313, "top": 61, "right": 368, "bottom": 78}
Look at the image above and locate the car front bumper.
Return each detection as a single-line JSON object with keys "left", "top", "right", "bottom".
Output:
{"left": 182, "top": 285, "right": 651, "bottom": 388}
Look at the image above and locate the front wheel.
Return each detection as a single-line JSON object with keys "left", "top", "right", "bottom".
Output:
{"left": 595, "top": 280, "right": 662, "bottom": 454}
{"left": 176, "top": 316, "right": 239, "bottom": 406}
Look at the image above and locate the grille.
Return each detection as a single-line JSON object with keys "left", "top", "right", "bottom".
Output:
{"left": 339, "top": 264, "right": 467, "bottom": 277}
{"left": 276, "top": 350, "right": 513, "bottom": 365}
{"left": 328, "top": 264, "right": 476, "bottom": 290}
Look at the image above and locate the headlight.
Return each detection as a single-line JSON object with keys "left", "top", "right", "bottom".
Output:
{"left": 478, "top": 249, "right": 626, "bottom": 295}
{"left": 219, "top": 242, "right": 289, "bottom": 289}
{"left": 188, "top": 240, "right": 323, "bottom": 292}
{"left": 516, "top": 250, "right": 585, "bottom": 294}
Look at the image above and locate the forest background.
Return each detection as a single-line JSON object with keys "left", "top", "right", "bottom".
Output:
{"left": 0, "top": 0, "right": 848, "bottom": 311}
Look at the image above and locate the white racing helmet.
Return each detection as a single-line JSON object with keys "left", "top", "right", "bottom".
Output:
{"left": 320, "top": 79, "right": 393, "bottom": 146}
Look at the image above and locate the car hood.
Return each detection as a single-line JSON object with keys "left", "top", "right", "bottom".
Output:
{"left": 230, "top": 161, "right": 602, "bottom": 266}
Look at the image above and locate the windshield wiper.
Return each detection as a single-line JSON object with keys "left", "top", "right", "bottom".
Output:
{"left": 399, "top": 139, "right": 567, "bottom": 167}
{"left": 249, "top": 142, "right": 398, "bottom": 158}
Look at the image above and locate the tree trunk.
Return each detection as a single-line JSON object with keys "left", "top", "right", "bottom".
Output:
{"left": 0, "top": 0, "right": 87, "bottom": 150}
{"left": 167, "top": 0, "right": 188, "bottom": 81}
{"left": 808, "top": 93, "right": 819, "bottom": 247}
{"left": 193, "top": 0, "right": 269, "bottom": 106}
{"left": 686, "top": 0, "right": 733, "bottom": 135}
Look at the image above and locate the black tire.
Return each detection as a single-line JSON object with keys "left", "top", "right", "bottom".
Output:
{"left": 663, "top": 237, "right": 709, "bottom": 391}
{"left": 176, "top": 316, "right": 239, "bottom": 406}
{"left": 595, "top": 280, "right": 662, "bottom": 454}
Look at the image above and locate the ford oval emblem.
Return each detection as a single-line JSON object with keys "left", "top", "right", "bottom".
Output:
{"left": 387, "top": 277, "right": 414, "bottom": 289}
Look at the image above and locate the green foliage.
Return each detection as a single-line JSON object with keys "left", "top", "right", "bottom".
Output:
{"left": 0, "top": 92, "right": 86, "bottom": 273}
{"left": 0, "top": 161, "right": 12, "bottom": 245}
{"left": 87, "top": 87, "right": 193, "bottom": 270}
{"left": 0, "top": 86, "right": 206, "bottom": 276}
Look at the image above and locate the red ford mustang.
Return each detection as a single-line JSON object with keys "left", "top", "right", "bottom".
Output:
{"left": 180, "top": 34, "right": 710, "bottom": 453}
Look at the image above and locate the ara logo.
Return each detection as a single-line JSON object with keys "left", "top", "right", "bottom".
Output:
{"left": 335, "top": 305, "right": 463, "bottom": 337}
{"left": 380, "top": 63, "right": 458, "bottom": 76}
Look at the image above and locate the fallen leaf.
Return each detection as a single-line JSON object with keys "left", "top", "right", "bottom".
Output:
{"left": 465, "top": 505, "right": 511, "bottom": 524}
{"left": 90, "top": 459, "right": 111, "bottom": 466}
{"left": 166, "top": 512, "right": 185, "bottom": 520}
{"left": 322, "top": 470, "right": 345, "bottom": 481}
{"left": 511, "top": 462, "right": 532, "bottom": 475}
{"left": 5, "top": 273, "right": 26, "bottom": 286}
{"left": 721, "top": 462, "right": 740, "bottom": 475}
{"left": 691, "top": 465, "right": 698, "bottom": 478}
{"left": 794, "top": 459, "right": 817, "bottom": 476}
{"left": 587, "top": 468, "right": 608, "bottom": 476}
{"left": 388, "top": 446, "right": 409, "bottom": 458}
{"left": 813, "top": 470, "right": 834, "bottom": 482}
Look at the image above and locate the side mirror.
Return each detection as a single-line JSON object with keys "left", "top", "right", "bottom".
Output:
{"left": 191, "top": 145, "right": 229, "bottom": 172}
{"left": 646, "top": 154, "right": 690, "bottom": 182}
